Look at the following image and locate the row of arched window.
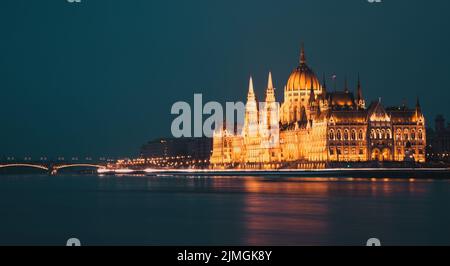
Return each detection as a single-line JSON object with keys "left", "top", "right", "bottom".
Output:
{"left": 394, "top": 128, "right": 424, "bottom": 141}
{"left": 329, "top": 128, "right": 424, "bottom": 141}
{"left": 329, "top": 129, "right": 364, "bottom": 141}
{"left": 370, "top": 128, "right": 392, "bottom": 140}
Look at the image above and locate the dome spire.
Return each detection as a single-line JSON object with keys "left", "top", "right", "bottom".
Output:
{"left": 300, "top": 43, "right": 306, "bottom": 64}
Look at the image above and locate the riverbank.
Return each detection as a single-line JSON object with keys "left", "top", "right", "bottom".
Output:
{"left": 97, "top": 167, "right": 450, "bottom": 179}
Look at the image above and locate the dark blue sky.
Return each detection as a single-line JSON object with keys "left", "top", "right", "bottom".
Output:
{"left": 1, "top": 0, "right": 449, "bottom": 158}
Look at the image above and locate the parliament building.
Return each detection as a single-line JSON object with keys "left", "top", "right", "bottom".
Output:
{"left": 210, "top": 46, "right": 426, "bottom": 169}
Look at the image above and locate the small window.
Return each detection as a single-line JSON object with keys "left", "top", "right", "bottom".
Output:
{"left": 329, "top": 130, "right": 335, "bottom": 140}
{"left": 358, "top": 130, "right": 364, "bottom": 140}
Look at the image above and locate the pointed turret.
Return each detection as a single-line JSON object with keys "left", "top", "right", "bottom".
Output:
{"left": 357, "top": 74, "right": 363, "bottom": 100}
{"left": 244, "top": 76, "right": 259, "bottom": 138}
{"left": 415, "top": 96, "right": 422, "bottom": 115}
{"left": 265, "top": 72, "right": 276, "bottom": 103}
{"left": 267, "top": 71, "right": 273, "bottom": 89}
{"left": 247, "top": 76, "right": 255, "bottom": 101}
{"left": 356, "top": 74, "right": 365, "bottom": 109}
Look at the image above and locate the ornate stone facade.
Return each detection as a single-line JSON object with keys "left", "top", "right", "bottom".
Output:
{"left": 210, "top": 47, "right": 426, "bottom": 169}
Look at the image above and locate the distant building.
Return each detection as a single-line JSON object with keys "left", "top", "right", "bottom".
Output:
{"left": 427, "top": 115, "right": 450, "bottom": 163}
{"left": 140, "top": 137, "right": 212, "bottom": 168}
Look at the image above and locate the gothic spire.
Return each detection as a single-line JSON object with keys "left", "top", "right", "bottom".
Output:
{"left": 267, "top": 71, "right": 273, "bottom": 89}
{"left": 357, "top": 74, "right": 363, "bottom": 99}
{"left": 247, "top": 76, "right": 255, "bottom": 101}
{"left": 265, "top": 72, "right": 275, "bottom": 103}
{"left": 416, "top": 96, "right": 422, "bottom": 114}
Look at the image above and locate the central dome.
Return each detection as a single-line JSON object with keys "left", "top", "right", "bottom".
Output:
{"left": 286, "top": 47, "right": 321, "bottom": 92}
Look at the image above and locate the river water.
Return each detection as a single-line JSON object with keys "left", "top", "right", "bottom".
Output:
{"left": 0, "top": 174, "right": 449, "bottom": 246}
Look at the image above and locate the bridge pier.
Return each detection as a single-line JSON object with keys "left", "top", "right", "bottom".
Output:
{"left": 50, "top": 168, "right": 58, "bottom": 175}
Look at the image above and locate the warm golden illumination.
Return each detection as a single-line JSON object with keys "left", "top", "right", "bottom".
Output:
{"left": 210, "top": 47, "right": 426, "bottom": 169}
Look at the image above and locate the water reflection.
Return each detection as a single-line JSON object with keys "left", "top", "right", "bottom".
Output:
{"left": 242, "top": 178, "right": 330, "bottom": 245}
{"left": 0, "top": 175, "right": 449, "bottom": 245}
{"left": 235, "top": 177, "right": 444, "bottom": 245}
{"left": 93, "top": 175, "right": 450, "bottom": 245}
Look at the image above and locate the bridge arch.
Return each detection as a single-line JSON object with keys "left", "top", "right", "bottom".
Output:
{"left": 53, "top": 164, "right": 106, "bottom": 172}
{"left": 0, "top": 164, "right": 49, "bottom": 171}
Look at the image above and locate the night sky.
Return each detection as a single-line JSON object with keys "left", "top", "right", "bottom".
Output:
{"left": 1, "top": 0, "right": 449, "bottom": 158}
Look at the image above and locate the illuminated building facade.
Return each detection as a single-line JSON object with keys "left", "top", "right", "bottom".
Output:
{"left": 210, "top": 46, "right": 426, "bottom": 169}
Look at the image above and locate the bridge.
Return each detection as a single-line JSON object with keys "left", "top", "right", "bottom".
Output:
{"left": 0, "top": 162, "right": 108, "bottom": 175}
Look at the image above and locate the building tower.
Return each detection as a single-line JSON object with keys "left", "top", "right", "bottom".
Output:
{"left": 280, "top": 44, "right": 321, "bottom": 125}
{"left": 243, "top": 76, "right": 261, "bottom": 164}
{"left": 260, "top": 72, "right": 280, "bottom": 164}
{"left": 243, "top": 77, "right": 259, "bottom": 138}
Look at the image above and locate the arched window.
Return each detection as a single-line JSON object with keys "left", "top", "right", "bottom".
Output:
{"left": 351, "top": 129, "right": 356, "bottom": 140}
{"left": 411, "top": 130, "right": 416, "bottom": 140}
{"left": 404, "top": 129, "right": 409, "bottom": 141}
{"left": 418, "top": 130, "right": 423, "bottom": 140}
{"left": 358, "top": 130, "right": 364, "bottom": 140}
{"left": 377, "top": 129, "right": 382, "bottom": 139}
{"left": 396, "top": 129, "right": 402, "bottom": 140}
{"left": 329, "top": 130, "right": 335, "bottom": 140}
{"left": 344, "top": 130, "right": 349, "bottom": 140}
{"left": 381, "top": 129, "right": 386, "bottom": 139}
{"left": 387, "top": 129, "right": 392, "bottom": 139}
{"left": 336, "top": 130, "right": 342, "bottom": 140}
{"left": 371, "top": 129, "right": 375, "bottom": 139}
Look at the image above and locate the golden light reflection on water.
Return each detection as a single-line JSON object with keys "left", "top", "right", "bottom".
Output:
{"left": 233, "top": 176, "right": 434, "bottom": 245}
{"left": 95, "top": 175, "right": 447, "bottom": 245}
{"left": 241, "top": 178, "right": 330, "bottom": 245}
